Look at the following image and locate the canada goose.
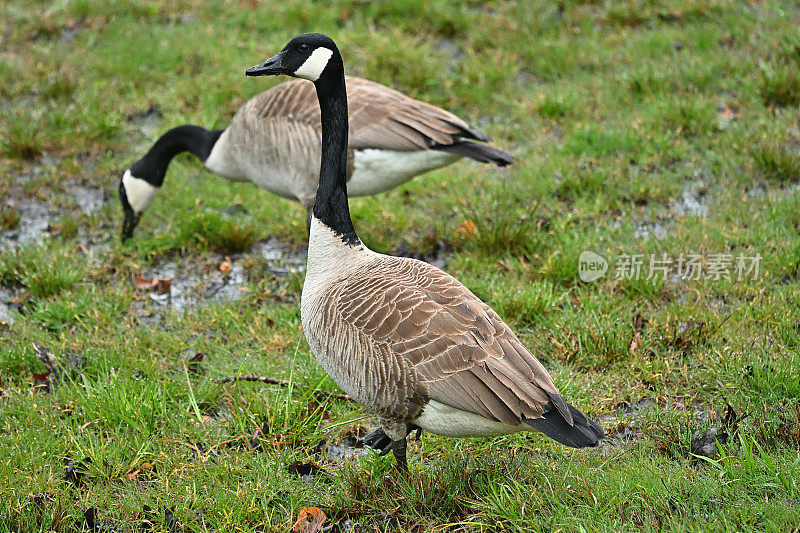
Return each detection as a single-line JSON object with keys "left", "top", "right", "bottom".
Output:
{"left": 119, "top": 78, "right": 512, "bottom": 241}
{"left": 246, "top": 33, "right": 603, "bottom": 471}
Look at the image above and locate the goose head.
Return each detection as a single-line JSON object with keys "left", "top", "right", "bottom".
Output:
{"left": 119, "top": 169, "right": 159, "bottom": 241}
{"left": 246, "top": 33, "right": 340, "bottom": 82}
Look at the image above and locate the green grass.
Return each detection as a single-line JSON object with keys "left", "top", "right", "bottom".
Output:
{"left": 750, "top": 134, "right": 800, "bottom": 184}
{"left": 1, "top": 0, "right": 800, "bottom": 530}
{"left": 0, "top": 243, "right": 88, "bottom": 299}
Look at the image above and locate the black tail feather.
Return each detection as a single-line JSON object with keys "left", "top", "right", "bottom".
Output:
{"left": 524, "top": 402, "right": 604, "bottom": 448}
{"left": 443, "top": 119, "right": 491, "bottom": 143}
{"left": 432, "top": 141, "right": 514, "bottom": 167}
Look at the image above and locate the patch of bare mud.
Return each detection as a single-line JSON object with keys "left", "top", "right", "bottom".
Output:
{"left": 132, "top": 239, "right": 309, "bottom": 325}
{"left": 253, "top": 238, "right": 307, "bottom": 276}
{"left": 635, "top": 177, "right": 710, "bottom": 241}
{"left": 0, "top": 287, "right": 23, "bottom": 325}
{"left": 1, "top": 198, "right": 50, "bottom": 247}
{"left": 73, "top": 185, "right": 107, "bottom": 215}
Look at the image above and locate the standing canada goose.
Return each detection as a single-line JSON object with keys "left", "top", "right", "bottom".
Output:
{"left": 119, "top": 77, "right": 512, "bottom": 241}
{"left": 246, "top": 33, "right": 603, "bottom": 472}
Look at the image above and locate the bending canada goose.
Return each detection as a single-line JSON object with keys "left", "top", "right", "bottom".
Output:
{"left": 246, "top": 33, "right": 603, "bottom": 471}
{"left": 119, "top": 77, "right": 512, "bottom": 240}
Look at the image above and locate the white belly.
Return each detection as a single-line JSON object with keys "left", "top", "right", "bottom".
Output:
{"left": 347, "top": 149, "right": 460, "bottom": 196}
{"left": 414, "top": 400, "right": 526, "bottom": 438}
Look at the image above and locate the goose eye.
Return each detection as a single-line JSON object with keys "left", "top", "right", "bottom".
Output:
{"left": 299, "top": 43, "right": 309, "bottom": 52}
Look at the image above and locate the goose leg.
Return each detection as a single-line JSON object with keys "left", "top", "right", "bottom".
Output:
{"left": 392, "top": 438, "right": 408, "bottom": 473}
{"left": 305, "top": 206, "right": 313, "bottom": 229}
{"left": 363, "top": 423, "right": 422, "bottom": 452}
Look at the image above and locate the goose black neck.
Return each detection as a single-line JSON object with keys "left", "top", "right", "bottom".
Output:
{"left": 130, "top": 125, "right": 223, "bottom": 186}
{"left": 311, "top": 65, "right": 359, "bottom": 245}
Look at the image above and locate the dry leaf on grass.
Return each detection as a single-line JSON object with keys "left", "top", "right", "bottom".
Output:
{"left": 716, "top": 106, "right": 739, "bottom": 130}
{"left": 132, "top": 275, "right": 172, "bottom": 294}
{"left": 459, "top": 220, "right": 477, "bottom": 237}
{"left": 629, "top": 314, "right": 646, "bottom": 352}
{"left": 293, "top": 507, "right": 326, "bottom": 533}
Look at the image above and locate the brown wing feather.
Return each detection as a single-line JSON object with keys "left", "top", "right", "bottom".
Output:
{"left": 332, "top": 256, "right": 561, "bottom": 425}
{"left": 242, "top": 77, "right": 480, "bottom": 152}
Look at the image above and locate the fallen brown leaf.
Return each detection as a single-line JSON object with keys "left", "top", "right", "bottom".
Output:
{"left": 132, "top": 275, "right": 172, "bottom": 294}
{"left": 459, "top": 220, "right": 477, "bottom": 238}
{"left": 716, "top": 106, "right": 739, "bottom": 130}
{"left": 32, "top": 371, "right": 51, "bottom": 391}
{"left": 293, "top": 507, "right": 326, "bottom": 533}
{"left": 629, "top": 314, "right": 646, "bottom": 352}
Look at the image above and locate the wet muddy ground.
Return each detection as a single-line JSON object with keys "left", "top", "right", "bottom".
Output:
{"left": 635, "top": 178, "right": 709, "bottom": 241}
{"left": 130, "top": 239, "right": 307, "bottom": 326}
{"left": 1, "top": 183, "right": 107, "bottom": 248}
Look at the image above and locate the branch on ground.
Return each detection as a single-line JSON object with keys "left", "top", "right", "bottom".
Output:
{"left": 213, "top": 374, "right": 353, "bottom": 402}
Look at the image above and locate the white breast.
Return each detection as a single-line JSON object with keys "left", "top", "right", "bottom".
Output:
{"left": 347, "top": 149, "right": 459, "bottom": 196}
{"left": 203, "top": 127, "right": 304, "bottom": 201}
{"left": 414, "top": 399, "right": 526, "bottom": 437}
{"left": 301, "top": 217, "right": 374, "bottom": 330}
{"left": 203, "top": 128, "right": 236, "bottom": 178}
{"left": 301, "top": 217, "right": 378, "bottom": 402}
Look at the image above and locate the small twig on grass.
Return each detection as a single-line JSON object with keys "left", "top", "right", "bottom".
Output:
{"left": 213, "top": 374, "right": 353, "bottom": 402}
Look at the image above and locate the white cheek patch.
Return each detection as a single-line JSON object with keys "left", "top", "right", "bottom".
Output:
{"left": 122, "top": 169, "right": 160, "bottom": 214}
{"left": 293, "top": 47, "right": 333, "bottom": 82}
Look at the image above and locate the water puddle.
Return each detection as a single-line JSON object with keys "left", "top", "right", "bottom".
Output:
{"left": 134, "top": 255, "right": 249, "bottom": 315}
{"left": 634, "top": 219, "right": 668, "bottom": 241}
{"left": 127, "top": 105, "right": 162, "bottom": 137}
{"left": 599, "top": 399, "right": 656, "bottom": 449}
{"left": 253, "top": 238, "right": 307, "bottom": 276}
{"left": 672, "top": 179, "right": 709, "bottom": 217}
{"left": 132, "top": 239, "right": 309, "bottom": 323}
{"left": 393, "top": 240, "right": 451, "bottom": 270}
{"left": 325, "top": 435, "right": 371, "bottom": 463}
{"left": 0, "top": 287, "right": 23, "bottom": 325}
{"left": 634, "top": 178, "right": 710, "bottom": 240}
{"left": 0, "top": 198, "right": 50, "bottom": 247}
{"left": 73, "top": 185, "right": 107, "bottom": 215}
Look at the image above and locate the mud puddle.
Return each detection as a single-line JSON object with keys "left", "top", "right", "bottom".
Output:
{"left": 1, "top": 181, "right": 107, "bottom": 249}
{"left": 394, "top": 240, "right": 451, "bottom": 270}
{"left": 635, "top": 177, "right": 710, "bottom": 241}
{"left": 253, "top": 238, "right": 307, "bottom": 276}
{"left": 132, "top": 239, "right": 308, "bottom": 324}
{"left": 0, "top": 287, "right": 23, "bottom": 325}
{"left": 1, "top": 198, "right": 51, "bottom": 247}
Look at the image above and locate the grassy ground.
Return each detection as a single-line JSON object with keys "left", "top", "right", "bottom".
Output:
{"left": 1, "top": 0, "right": 800, "bottom": 530}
